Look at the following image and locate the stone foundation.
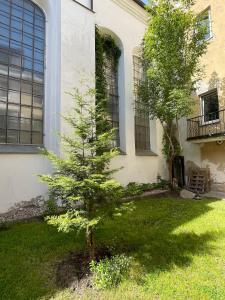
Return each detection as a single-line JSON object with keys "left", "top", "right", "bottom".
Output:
{"left": 0, "top": 196, "right": 46, "bottom": 222}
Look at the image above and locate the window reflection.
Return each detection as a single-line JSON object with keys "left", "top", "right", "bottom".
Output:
{"left": 0, "top": 0, "right": 45, "bottom": 145}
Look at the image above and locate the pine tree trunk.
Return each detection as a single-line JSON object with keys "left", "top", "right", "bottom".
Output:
{"left": 86, "top": 226, "right": 95, "bottom": 261}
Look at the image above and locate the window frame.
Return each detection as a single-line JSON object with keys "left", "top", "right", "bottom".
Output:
{"left": 104, "top": 51, "right": 120, "bottom": 148}
{"left": 200, "top": 89, "right": 220, "bottom": 125}
{"left": 133, "top": 55, "right": 151, "bottom": 155}
{"left": 0, "top": 0, "right": 46, "bottom": 150}
{"left": 198, "top": 7, "right": 213, "bottom": 41}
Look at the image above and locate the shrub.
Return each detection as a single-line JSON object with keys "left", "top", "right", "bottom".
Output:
{"left": 90, "top": 255, "right": 132, "bottom": 289}
{"left": 44, "top": 199, "right": 58, "bottom": 216}
{"left": 0, "top": 221, "right": 10, "bottom": 231}
{"left": 124, "top": 182, "right": 143, "bottom": 197}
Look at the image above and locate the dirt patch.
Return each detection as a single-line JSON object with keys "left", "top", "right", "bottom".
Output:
{"left": 56, "top": 248, "right": 111, "bottom": 293}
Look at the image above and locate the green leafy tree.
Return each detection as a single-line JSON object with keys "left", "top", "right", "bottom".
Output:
{"left": 39, "top": 88, "right": 124, "bottom": 260}
{"left": 139, "top": 0, "right": 208, "bottom": 184}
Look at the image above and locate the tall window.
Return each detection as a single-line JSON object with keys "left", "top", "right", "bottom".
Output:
{"left": 0, "top": 0, "right": 45, "bottom": 145}
{"left": 105, "top": 54, "right": 120, "bottom": 147}
{"left": 133, "top": 55, "right": 150, "bottom": 153}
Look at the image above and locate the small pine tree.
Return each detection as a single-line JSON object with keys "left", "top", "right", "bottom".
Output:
{"left": 39, "top": 88, "right": 124, "bottom": 260}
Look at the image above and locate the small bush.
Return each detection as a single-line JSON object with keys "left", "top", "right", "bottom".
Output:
{"left": 90, "top": 255, "right": 132, "bottom": 290}
{"left": 124, "top": 182, "right": 144, "bottom": 197}
{"left": 44, "top": 199, "right": 58, "bottom": 216}
{"left": 0, "top": 221, "right": 10, "bottom": 231}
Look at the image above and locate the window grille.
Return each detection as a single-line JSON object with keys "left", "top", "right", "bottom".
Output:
{"left": 133, "top": 55, "right": 150, "bottom": 153}
{"left": 0, "top": 0, "right": 45, "bottom": 145}
{"left": 104, "top": 54, "right": 120, "bottom": 147}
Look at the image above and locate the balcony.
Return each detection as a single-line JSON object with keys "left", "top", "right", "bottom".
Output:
{"left": 187, "top": 109, "right": 225, "bottom": 142}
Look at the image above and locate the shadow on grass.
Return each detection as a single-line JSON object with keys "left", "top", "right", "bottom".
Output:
{"left": 96, "top": 197, "right": 220, "bottom": 273}
{"left": 0, "top": 197, "right": 221, "bottom": 299}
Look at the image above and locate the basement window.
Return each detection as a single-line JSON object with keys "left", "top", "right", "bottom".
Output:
{"left": 201, "top": 89, "right": 219, "bottom": 123}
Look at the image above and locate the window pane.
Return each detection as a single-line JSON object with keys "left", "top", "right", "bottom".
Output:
{"left": 10, "top": 54, "right": 21, "bottom": 67}
{"left": 8, "top": 90, "right": 20, "bottom": 104}
{"left": 0, "top": 76, "right": 7, "bottom": 89}
{"left": 0, "top": 129, "right": 6, "bottom": 143}
{"left": 0, "top": 64, "right": 8, "bottom": 76}
{"left": 9, "top": 79, "right": 20, "bottom": 91}
{"left": 20, "top": 131, "right": 31, "bottom": 144}
{"left": 0, "top": 0, "right": 45, "bottom": 145}
{"left": 33, "top": 84, "right": 43, "bottom": 96}
{"left": 202, "top": 90, "right": 219, "bottom": 122}
{"left": 32, "top": 132, "right": 42, "bottom": 144}
{"left": 21, "top": 106, "right": 31, "bottom": 118}
{"left": 7, "top": 116, "right": 19, "bottom": 130}
{"left": 33, "top": 96, "right": 43, "bottom": 107}
{"left": 11, "top": 17, "right": 22, "bottom": 30}
{"left": 0, "top": 51, "right": 9, "bottom": 64}
{"left": 21, "top": 93, "right": 32, "bottom": 105}
{"left": 8, "top": 104, "right": 20, "bottom": 117}
{"left": 20, "top": 118, "right": 31, "bottom": 130}
{"left": 21, "top": 81, "right": 32, "bottom": 94}
{"left": 32, "top": 119, "right": 42, "bottom": 132}
{"left": 33, "top": 72, "right": 44, "bottom": 83}
{"left": 9, "top": 66, "right": 21, "bottom": 79}
{"left": 7, "top": 130, "right": 19, "bottom": 143}
{"left": 0, "top": 39, "right": 9, "bottom": 51}
{"left": 0, "top": 102, "right": 7, "bottom": 117}
{"left": 33, "top": 108, "right": 42, "bottom": 120}
{"left": 0, "top": 89, "right": 7, "bottom": 102}
{"left": 0, "top": 25, "right": 10, "bottom": 38}
{"left": 22, "top": 69, "right": 32, "bottom": 81}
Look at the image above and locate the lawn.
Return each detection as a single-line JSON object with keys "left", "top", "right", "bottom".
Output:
{"left": 1, "top": 196, "right": 225, "bottom": 300}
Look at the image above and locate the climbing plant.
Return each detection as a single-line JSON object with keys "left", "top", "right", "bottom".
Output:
{"left": 95, "top": 26, "right": 121, "bottom": 118}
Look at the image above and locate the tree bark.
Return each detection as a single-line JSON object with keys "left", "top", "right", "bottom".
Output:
{"left": 168, "top": 156, "right": 174, "bottom": 188}
{"left": 86, "top": 226, "right": 95, "bottom": 261}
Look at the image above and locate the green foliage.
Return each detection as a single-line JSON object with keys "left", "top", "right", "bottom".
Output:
{"left": 139, "top": 0, "right": 208, "bottom": 181}
{"left": 3, "top": 198, "right": 225, "bottom": 299}
{"left": 44, "top": 199, "right": 58, "bottom": 216}
{"left": 124, "top": 179, "right": 169, "bottom": 197}
{"left": 95, "top": 26, "right": 121, "bottom": 122}
{"left": 39, "top": 87, "right": 124, "bottom": 258}
{"left": 124, "top": 182, "right": 144, "bottom": 197}
{"left": 0, "top": 221, "right": 10, "bottom": 231}
{"left": 90, "top": 255, "right": 132, "bottom": 289}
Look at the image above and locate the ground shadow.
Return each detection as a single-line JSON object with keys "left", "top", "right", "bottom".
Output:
{"left": 0, "top": 196, "right": 222, "bottom": 299}
{"left": 96, "top": 196, "right": 220, "bottom": 274}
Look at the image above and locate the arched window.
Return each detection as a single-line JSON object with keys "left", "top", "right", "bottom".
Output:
{"left": 133, "top": 55, "right": 150, "bottom": 154}
{"left": 104, "top": 48, "right": 120, "bottom": 147}
{"left": 0, "top": 0, "right": 45, "bottom": 145}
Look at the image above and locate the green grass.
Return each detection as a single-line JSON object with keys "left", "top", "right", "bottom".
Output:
{"left": 1, "top": 197, "right": 225, "bottom": 300}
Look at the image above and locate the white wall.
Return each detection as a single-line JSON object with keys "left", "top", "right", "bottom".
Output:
{"left": 0, "top": 0, "right": 61, "bottom": 213}
{"left": 60, "top": 0, "right": 95, "bottom": 140}
{"left": 94, "top": 0, "right": 167, "bottom": 184}
{"left": 0, "top": 0, "right": 168, "bottom": 213}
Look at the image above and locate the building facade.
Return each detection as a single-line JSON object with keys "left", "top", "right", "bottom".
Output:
{"left": 182, "top": 0, "right": 225, "bottom": 192}
{"left": 0, "top": 0, "right": 167, "bottom": 213}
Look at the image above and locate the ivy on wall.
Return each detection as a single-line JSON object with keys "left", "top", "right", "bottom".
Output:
{"left": 95, "top": 26, "right": 121, "bottom": 110}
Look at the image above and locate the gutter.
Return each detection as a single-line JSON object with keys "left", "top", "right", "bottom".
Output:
{"left": 133, "top": 0, "right": 145, "bottom": 8}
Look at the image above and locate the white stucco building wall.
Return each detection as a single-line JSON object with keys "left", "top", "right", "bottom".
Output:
{"left": 0, "top": 0, "right": 61, "bottom": 213}
{"left": 94, "top": 0, "right": 167, "bottom": 184}
{"left": 0, "top": 0, "right": 167, "bottom": 214}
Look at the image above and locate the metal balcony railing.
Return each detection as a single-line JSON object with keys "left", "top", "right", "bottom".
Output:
{"left": 187, "top": 109, "right": 225, "bottom": 140}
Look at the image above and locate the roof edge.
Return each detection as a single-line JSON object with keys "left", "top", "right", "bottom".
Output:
{"left": 133, "top": 0, "right": 145, "bottom": 8}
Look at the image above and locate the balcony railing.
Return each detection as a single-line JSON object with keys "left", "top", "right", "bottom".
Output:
{"left": 187, "top": 109, "right": 225, "bottom": 140}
